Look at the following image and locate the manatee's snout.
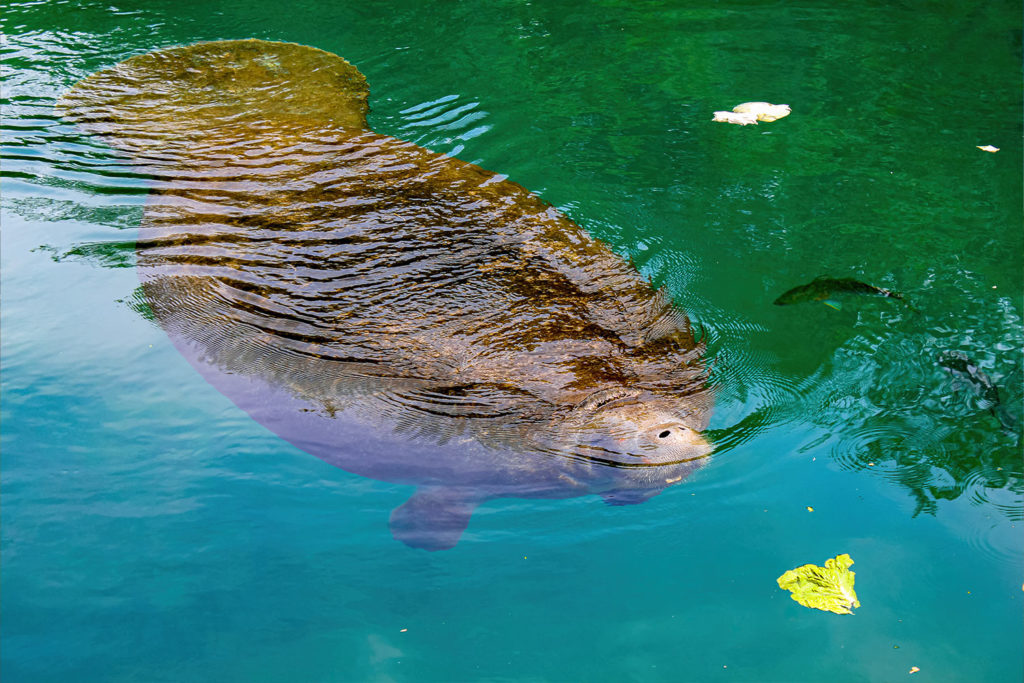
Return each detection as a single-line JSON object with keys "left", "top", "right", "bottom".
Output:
{"left": 584, "top": 421, "right": 710, "bottom": 466}
{"left": 641, "top": 421, "right": 712, "bottom": 464}
{"left": 567, "top": 390, "right": 713, "bottom": 483}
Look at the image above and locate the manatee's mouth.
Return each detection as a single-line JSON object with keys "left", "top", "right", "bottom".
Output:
{"left": 561, "top": 431, "right": 713, "bottom": 473}
{"left": 566, "top": 450, "right": 710, "bottom": 471}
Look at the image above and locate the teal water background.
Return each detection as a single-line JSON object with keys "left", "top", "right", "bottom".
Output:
{"left": 2, "top": 1, "right": 1022, "bottom": 681}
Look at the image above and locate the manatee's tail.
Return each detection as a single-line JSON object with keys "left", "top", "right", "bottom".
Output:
{"left": 58, "top": 39, "right": 370, "bottom": 158}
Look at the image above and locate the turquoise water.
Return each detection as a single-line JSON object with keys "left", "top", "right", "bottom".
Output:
{"left": 2, "top": 1, "right": 1021, "bottom": 681}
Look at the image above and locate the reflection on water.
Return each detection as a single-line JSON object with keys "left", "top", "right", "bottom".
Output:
{"left": 57, "top": 39, "right": 713, "bottom": 549}
{"left": 813, "top": 326, "right": 1022, "bottom": 519}
{"left": 397, "top": 93, "right": 492, "bottom": 158}
{"left": 706, "top": 290, "right": 1022, "bottom": 519}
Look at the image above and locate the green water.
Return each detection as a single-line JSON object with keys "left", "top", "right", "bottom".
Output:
{"left": 2, "top": 1, "right": 1021, "bottom": 681}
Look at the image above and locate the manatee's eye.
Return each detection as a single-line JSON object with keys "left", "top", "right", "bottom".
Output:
{"left": 658, "top": 430, "right": 671, "bottom": 439}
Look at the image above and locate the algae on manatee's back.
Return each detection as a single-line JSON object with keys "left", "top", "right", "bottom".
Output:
{"left": 60, "top": 40, "right": 714, "bottom": 550}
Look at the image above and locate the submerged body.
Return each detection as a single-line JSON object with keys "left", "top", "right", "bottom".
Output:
{"left": 60, "top": 40, "right": 713, "bottom": 549}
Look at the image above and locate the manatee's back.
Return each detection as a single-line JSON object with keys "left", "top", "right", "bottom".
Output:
{"left": 59, "top": 39, "right": 370, "bottom": 151}
{"left": 59, "top": 40, "right": 395, "bottom": 402}
{"left": 59, "top": 40, "right": 705, "bottom": 438}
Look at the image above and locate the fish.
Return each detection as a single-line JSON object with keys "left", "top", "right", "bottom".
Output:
{"left": 59, "top": 39, "right": 714, "bottom": 550}
{"left": 773, "top": 276, "right": 903, "bottom": 310}
{"left": 938, "top": 351, "right": 1019, "bottom": 433}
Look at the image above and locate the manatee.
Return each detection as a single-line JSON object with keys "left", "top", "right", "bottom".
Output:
{"left": 59, "top": 39, "right": 713, "bottom": 550}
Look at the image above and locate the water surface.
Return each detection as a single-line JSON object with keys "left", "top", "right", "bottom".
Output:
{"left": 2, "top": 1, "right": 1021, "bottom": 681}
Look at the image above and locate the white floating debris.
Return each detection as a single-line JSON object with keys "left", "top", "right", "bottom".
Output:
{"left": 733, "top": 101, "right": 791, "bottom": 122}
{"left": 976, "top": 145, "right": 999, "bottom": 153}
{"left": 712, "top": 110, "right": 759, "bottom": 125}
{"left": 713, "top": 102, "right": 791, "bottom": 125}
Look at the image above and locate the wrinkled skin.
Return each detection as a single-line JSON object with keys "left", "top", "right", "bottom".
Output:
{"left": 60, "top": 40, "right": 714, "bottom": 550}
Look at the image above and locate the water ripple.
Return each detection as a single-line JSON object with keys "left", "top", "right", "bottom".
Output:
{"left": 395, "top": 93, "right": 492, "bottom": 157}
{"left": 5, "top": 27, "right": 1020, "bottom": 531}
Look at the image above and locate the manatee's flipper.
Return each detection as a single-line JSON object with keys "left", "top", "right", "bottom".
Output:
{"left": 389, "top": 487, "right": 481, "bottom": 551}
{"left": 57, "top": 39, "right": 370, "bottom": 159}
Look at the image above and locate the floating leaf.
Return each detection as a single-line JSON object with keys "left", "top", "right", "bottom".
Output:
{"left": 777, "top": 553, "right": 860, "bottom": 614}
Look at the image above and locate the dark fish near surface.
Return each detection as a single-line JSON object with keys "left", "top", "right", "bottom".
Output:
{"left": 938, "top": 351, "right": 1019, "bottom": 433}
{"left": 774, "top": 276, "right": 903, "bottom": 310}
{"left": 59, "top": 40, "right": 713, "bottom": 550}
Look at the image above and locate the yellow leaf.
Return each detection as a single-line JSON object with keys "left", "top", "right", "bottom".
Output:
{"left": 777, "top": 554, "right": 860, "bottom": 615}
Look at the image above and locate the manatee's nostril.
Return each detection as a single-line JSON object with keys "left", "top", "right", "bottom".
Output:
{"left": 658, "top": 430, "right": 671, "bottom": 439}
